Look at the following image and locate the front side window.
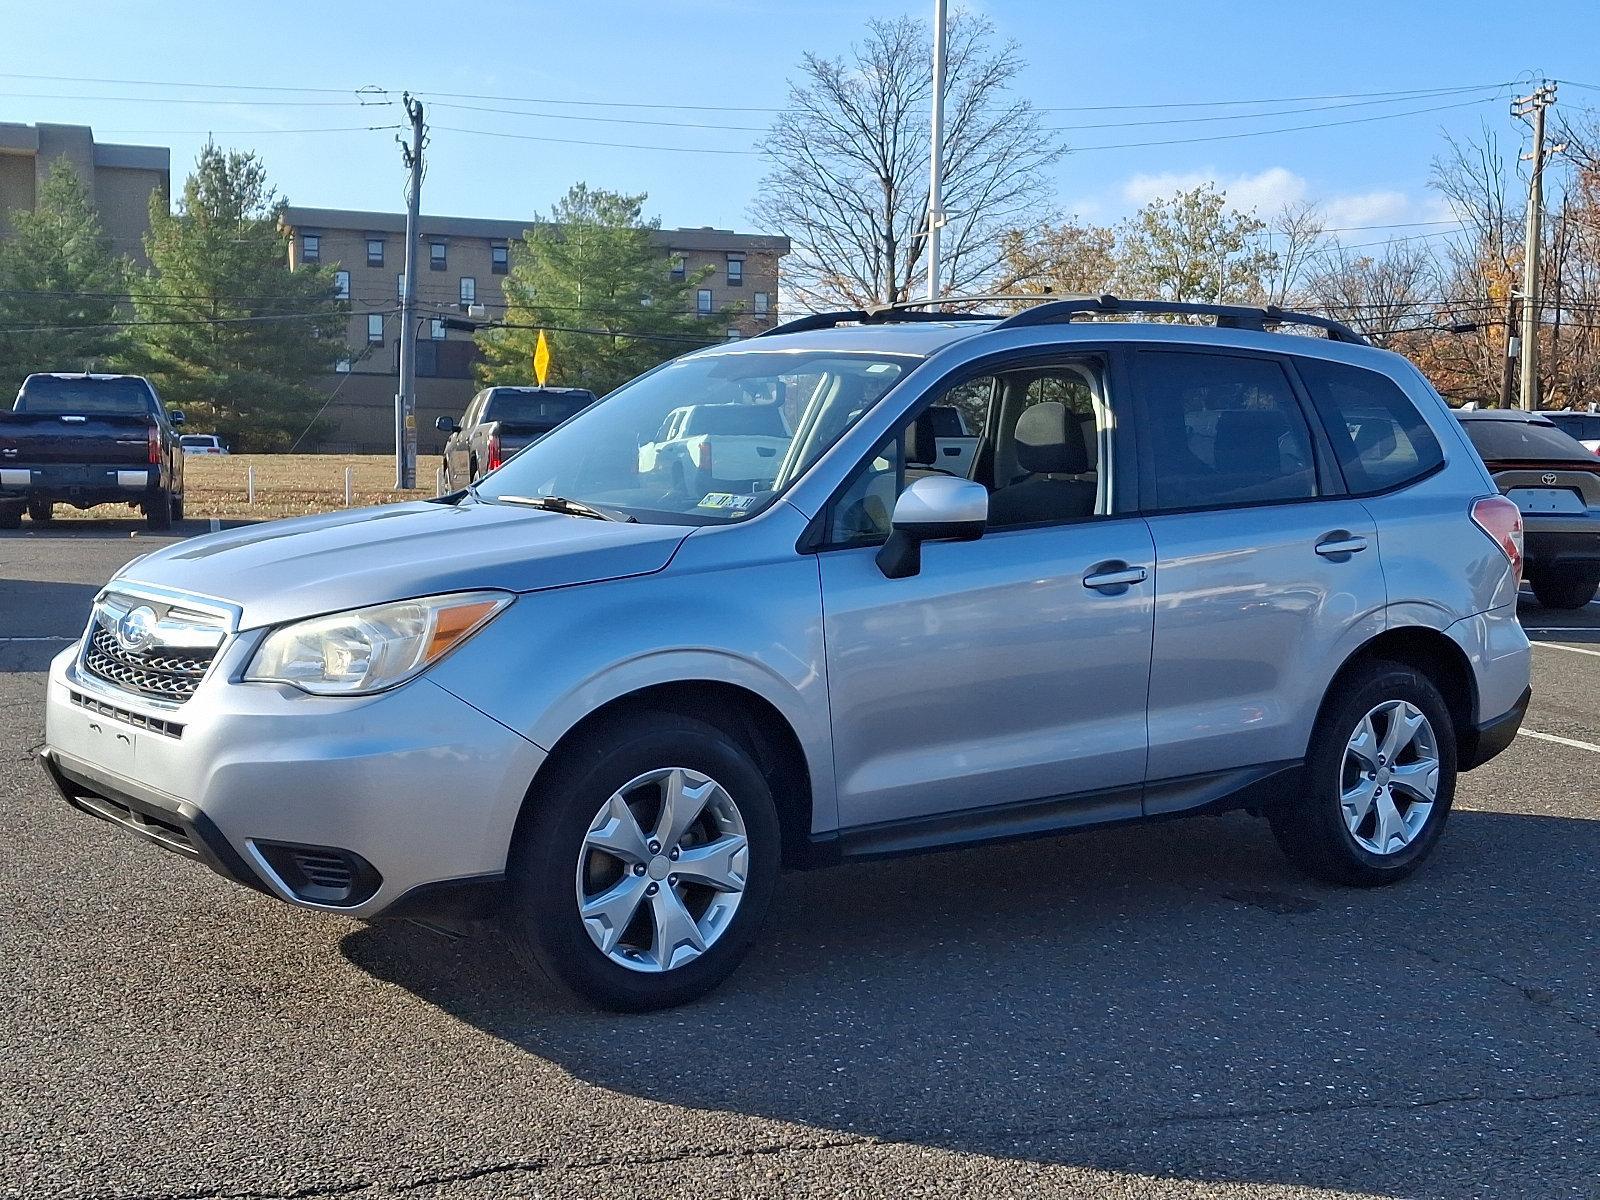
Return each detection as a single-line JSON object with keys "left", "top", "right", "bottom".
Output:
{"left": 367, "top": 238, "right": 385, "bottom": 267}
{"left": 459, "top": 276, "right": 477, "bottom": 305}
{"left": 367, "top": 313, "right": 384, "bottom": 344}
{"left": 474, "top": 349, "right": 918, "bottom": 525}
{"left": 301, "top": 233, "right": 319, "bottom": 262}
{"left": 1136, "top": 350, "right": 1317, "bottom": 511}
{"left": 697, "top": 289, "right": 713, "bottom": 315}
{"left": 1295, "top": 357, "right": 1444, "bottom": 494}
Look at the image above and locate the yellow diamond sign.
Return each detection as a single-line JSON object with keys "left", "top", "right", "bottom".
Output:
{"left": 533, "top": 330, "right": 551, "bottom": 386}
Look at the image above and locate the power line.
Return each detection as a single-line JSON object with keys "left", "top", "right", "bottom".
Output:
{"left": 0, "top": 308, "right": 393, "bottom": 335}
{"left": 1046, "top": 85, "right": 1508, "bottom": 132}
{"left": 96, "top": 124, "right": 404, "bottom": 136}
{"left": 427, "top": 101, "right": 767, "bottom": 133}
{"left": 433, "top": 125, "right": 760, "bottom": 156}
{"left": 0, "top": 70, "right": 382, "bottom": 95}
{"left": 0, "top": 90, "right": 388, "bottom": 107}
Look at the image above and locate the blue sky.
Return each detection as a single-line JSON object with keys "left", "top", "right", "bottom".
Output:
{"left": 6, "top": 1, "right": 1600, "bottom": 242}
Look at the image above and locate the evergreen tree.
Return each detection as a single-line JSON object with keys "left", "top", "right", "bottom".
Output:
{"left": 129, "top": 143, "right": 347, "bottom": 450}
{"left": 0, "top": 159, "right": 127, "bottom": 396}
{"left": 475, "top": 184, "right": 723, "bottom": 396}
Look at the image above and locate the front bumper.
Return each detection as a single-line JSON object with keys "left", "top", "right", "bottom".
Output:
{"left": 41, "top": 643, "right": 545, "bottom": 919}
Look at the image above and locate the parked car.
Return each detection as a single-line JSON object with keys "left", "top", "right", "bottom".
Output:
{"left": 637, "top": 402, "right": 790, "bottom": 493}
{"left": 0, "top": 372, "right": 185, "bottom": 530}
{"left": 40, "top": 297, "right": 1531, "bottom": 1011}
{"left": 1455, "top": 408, "right": 1600, "bottom": 608}
{"left": 437, "top": 386, "right": 597, "bottom": 491}
{"left": 180, "top": 434, "right": 229, "bottom": 456}
{"left": 1543, "top": 410, "right": 1600, "bottom": 456}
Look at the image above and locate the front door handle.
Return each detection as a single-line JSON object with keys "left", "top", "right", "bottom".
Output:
{"left": 1082, "top": 564, "right": 1148, "bottom": 591}
{"left": 1315, "top": 533, "right": 1368, "bottom": 558}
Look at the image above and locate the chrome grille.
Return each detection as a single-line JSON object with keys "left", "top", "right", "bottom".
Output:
{"left": 84, "top": 626, "right": 213, "bottom": 701}
{"left": 78, "top": 590, "right": 231, "bottom": 705}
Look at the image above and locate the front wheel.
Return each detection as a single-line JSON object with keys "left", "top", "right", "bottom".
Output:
{"left": 502, "top": 712, "right": 781, "bottom": 1011}
{"left": 1529, "top": 566, "right": 1599, "bottom": 610}
{"left": 1269, "top": 660, "right": 1457, "bottom": 887}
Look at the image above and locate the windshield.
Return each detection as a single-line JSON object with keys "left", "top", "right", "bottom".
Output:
{"left": 1459, "top": 416, "right": 1593, "bottom": 462}
{"left": 15, "top": 375, "right": 155, "bottom": 417}
{"left": 474, "top": 348, "right": 919, "bottom": 523}
{"left": 485, "top": 390, "right": 596, "bottom": 426}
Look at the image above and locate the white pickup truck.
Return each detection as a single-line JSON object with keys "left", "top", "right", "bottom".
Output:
{"left": 638, "top": 403, "right": 790, "bottom": 490}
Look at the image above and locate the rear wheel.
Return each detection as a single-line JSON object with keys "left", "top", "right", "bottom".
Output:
{"left": 143, "top": 489, "right": 173, "bottom": 531}
{"left": 502, "top": 712, "right": 780, "bottom": 1011}
{"left": 0, "top": 505, "right": 20, "bottom": 530}
{"left": 170, "top": 493, "right": 185, "bottom": 523}
{"left": 1528, "top": 566, "right": 1599, "bottom": 610}
{"left": 26, "top": 500, "right": 52, "bottom": 524}
{"left": 1269, "top": 660, "right": 1456, "bottom": 887}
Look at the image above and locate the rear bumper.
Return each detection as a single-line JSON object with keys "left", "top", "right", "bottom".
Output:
{"left": 1461, "top": 686, "right": 1531, "bottom": 771}
{"left": 1522, "top": 521, "right": 1600, "bottom": 569}
{"left": 0, "top": 463, "right": 160, "bottom": 504}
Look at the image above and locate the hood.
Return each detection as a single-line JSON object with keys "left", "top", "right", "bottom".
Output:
{"left": 119, "top": 498, "right": 693, "bottom": 629}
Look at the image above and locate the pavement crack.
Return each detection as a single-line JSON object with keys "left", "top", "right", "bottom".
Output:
{"left": 1394, "top": 937, "right": 1600, "bottom": 1037}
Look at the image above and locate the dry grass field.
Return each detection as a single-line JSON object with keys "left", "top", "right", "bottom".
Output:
{"left": 51, "top": 454, "right": 446, "bottom": 522}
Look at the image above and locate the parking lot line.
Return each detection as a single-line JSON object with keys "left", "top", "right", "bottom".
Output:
{"left": 1519, "top": 728, "right": 1600, "bottom": 754}
{"left": 1531, "top": 640, "right": 1600, "bottom": 658}
{"left": 0, "top": 636, "right": 73, "bottom": 643}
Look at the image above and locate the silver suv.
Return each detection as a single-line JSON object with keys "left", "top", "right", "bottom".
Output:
{"left": 40, "top": 297, "right": 1533, "bottom": 1011}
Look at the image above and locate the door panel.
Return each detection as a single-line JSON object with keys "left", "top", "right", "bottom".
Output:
{"left": 1143, "top": 499, "right": 1386, "bottom": 790}
{"left": 820, "top": 518, "right": 1155, "bottom": 829}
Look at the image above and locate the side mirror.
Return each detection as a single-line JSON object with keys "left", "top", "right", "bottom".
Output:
{"left": 875, "top": 476, "right": 988, "bottom": 579}
{"left": 168, "top": 410, "right": 185, "bottom": 426}
{"left": 435, "top": 416, "right": 460, "bottom": 433}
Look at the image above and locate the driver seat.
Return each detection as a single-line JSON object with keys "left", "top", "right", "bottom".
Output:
{"left": 987, "top": 402, "right": 1097, "bottom": 527}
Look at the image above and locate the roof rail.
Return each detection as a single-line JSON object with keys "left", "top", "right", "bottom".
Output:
{"left": 992, "top": 294, "right": 1366, "bottom": 344}
{"left": 755, "top": 306, "right": 999, "bottom": 338}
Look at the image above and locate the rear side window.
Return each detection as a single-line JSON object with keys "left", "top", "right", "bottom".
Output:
{"left": 1459, "top": 417, "right": 1593, "bottom": 462}
{"left": 16, "top": 376, "right": 155, "bottom": 416}
{"left": 1295, "top": 358, "right": 1444, "bottom": 494}
{"left": 1135, "top": 351, "right": 1317, "bottom": 511}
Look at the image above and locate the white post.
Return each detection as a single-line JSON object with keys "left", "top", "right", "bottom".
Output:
{"left": 925, "top": 0, "right": 948, "bottom": 302}
{"left": 344, "top": 466, "right": 354, "bottom": 508}
{"left": 246, "top": 465, "right": 255, "bottom": 506}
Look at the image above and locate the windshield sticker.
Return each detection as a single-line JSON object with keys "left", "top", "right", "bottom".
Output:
{"left": 697, "top": 492, "right": 758, "bottom": 512}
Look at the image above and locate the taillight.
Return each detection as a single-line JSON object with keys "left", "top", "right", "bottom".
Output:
{"left": 695, "top": 439, "right": 713, "bottom": 473}
{"left": 1471, "top": 494, "right": 1524, "bottom": 585}
{"left": 147, "top": 425, "right": 160, "bottom": 465}
{"left": 486, "top": 432, "right": 503, "bottom": 472}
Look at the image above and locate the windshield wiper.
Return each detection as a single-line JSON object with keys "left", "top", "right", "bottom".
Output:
{"left": 496, "top": 494, "right": 637, "bottom": 523}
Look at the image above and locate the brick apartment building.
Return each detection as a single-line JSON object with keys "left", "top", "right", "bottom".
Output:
{"left": 280, "top": 207, "right": 789, "bottom": 453}
{"left": 0, "top": 123, "right": 169, "bottom": 264}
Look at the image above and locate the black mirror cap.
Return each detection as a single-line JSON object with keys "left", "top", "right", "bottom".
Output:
{"left": 874, "top": 517, "right": 984, "bottom": 578}
{"left": 168, "top": 410, "right": 185, "bottom": 425}
{"left": 435, "top": 416, "right": 459, "bottom": 432}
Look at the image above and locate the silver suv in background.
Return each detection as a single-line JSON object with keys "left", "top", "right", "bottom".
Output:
{"left": 39, "top": 297, "right": 1532, "bottom": 1011}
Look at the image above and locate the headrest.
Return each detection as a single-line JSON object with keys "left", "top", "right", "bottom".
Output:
{"left": 904, "top": 410, "right": 939, "bottom": 465}
{"left": 1351, "top": 418, "right": 1396, "bottom": 459}
{"left": 1015, "top": 402, "right": 1090, "bottom": 475}
{"left": 1214, "top": 409, "right": 1290, "bottom": 475}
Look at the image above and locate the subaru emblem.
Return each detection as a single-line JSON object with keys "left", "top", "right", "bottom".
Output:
{"left": 116, "top": 605, "right": 158, "bottom": 653}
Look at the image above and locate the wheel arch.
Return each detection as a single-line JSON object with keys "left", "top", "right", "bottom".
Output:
{"left": 1316, "top": 626, "right": 1477, "bottom": 756}
{"left": 521, "top": 679, "right": 818, "bottom": 868}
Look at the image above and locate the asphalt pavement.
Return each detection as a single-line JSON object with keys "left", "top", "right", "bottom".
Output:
{"left": 2, "top": 516, "right": 1598, "bottom": 1200}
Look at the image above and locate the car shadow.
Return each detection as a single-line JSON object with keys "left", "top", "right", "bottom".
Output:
{"left": 341, "top": 806, "right": 1600, "bottom": 1198}
{"left": 0, "top": 580, "right": 99, "bottom": 672}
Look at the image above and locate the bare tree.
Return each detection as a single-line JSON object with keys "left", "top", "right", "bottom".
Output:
{"left": 1265, "top": 201, "right": 1327, "bottom": 306}
{"left": 752, "top": 12, "right": 1063, "bottom": 308}
{"left": 1305, "top": 239, "right": 1439, "bottom": 345}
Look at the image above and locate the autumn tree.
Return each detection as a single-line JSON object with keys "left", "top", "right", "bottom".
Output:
{"left": 754, "top": 11, "right": 1063, "bottom": 307}
{"left": 0, "top": 160, "right": 127, "bottom": 396}
{"left": 1114, "top": 185, "right": 1279, "bottom": 306}
{"left": 993, "top": 216, "right": 1116, "bottom": 307}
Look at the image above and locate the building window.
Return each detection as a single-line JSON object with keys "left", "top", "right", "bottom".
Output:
{"left": 726, "top": 328, "right": 741, "bottom": 341}
{"left": 367, "top": 314, "right": 384, "bottom": 344}
{"left": 491, "top": 244, "right": 509, "bottom": 275}
{"left": 301, "top": 233, "right": 320, "bottom": 263}
{"left": 335, "top": 356, "right": 352, "bottom": 374}
{"left": 459, "top": 276, "right": 476, "bottom": 306}
{"left": 726, "top": 256, "right": 744, "bottom": 287}
{"left": 670, "top": 256, "right": 686, "bottom": 282}
{"left": 430, "top": 318, "right": 446, "bottom": 340}
{"left": 753, "top": 291, "right": 769, "bottom": 315}
{"left": 397, "top": 273, "right": 406, "bottom": 300}
{"left": 367, "top": 238, "right": 384, "bottom": 268}
{"left": 697, "top": 288, "right": 713, "bottom": 315}
{"left": 430, "top": 241, "right": 447, "bottom": 271}
{"left": 333, "top": 270, "right": 350, "bottom": 300}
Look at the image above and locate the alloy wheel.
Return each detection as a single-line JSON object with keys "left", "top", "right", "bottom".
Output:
{"left": 575, "top": 766, "right": 750, "bottom": 972}
{"left": 1340, "top": 700, "right": 1440, "bottom": 855}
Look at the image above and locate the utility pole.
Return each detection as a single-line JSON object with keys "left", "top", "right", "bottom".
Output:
{"left": 1499, "top": 293, "right": 1519, "bottom": 408}
{"left": 1513, "top": 82, "right": 1557, "bottom": 411}
{"left": 395, "top": 93, "right": 425, "bottom": 488}
{"left": 924, "top": 0, "right": 948, "bottom": 301}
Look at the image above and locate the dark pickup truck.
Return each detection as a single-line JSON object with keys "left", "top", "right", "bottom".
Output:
{"left": 436, "top": 385, "right": 597, "bottom": 491}
{"left": 0, "top": 373, "right": 186, "bottom": 530}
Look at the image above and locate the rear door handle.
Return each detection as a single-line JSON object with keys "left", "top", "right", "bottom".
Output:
{"left": 1082, "top": 565, "right": 1148, "bottom": 591}
{"left": 1315, "top": 533, "right": 1368, "bottom": 557}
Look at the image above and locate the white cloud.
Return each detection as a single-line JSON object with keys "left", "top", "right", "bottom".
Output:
{"left": 1119, "top": 167, "right": 1309, "bottom": 214}
{"left": 1321, "top": 190, "right": 1411, "bottom": 229}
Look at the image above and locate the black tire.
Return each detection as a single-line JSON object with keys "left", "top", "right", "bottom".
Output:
{"left": 170, "top": 493, "right": 185, "bottom": 523}
{"left": 26, "top": 500, "right": 52, "bottom": 524}
{"left": 502, "top": 711, "right": 781, "bottom": 1011}
{"left": 144, "top": 489, "right": 173, "bottom": 531}
{"left": 0, "top": 505, "right": 20, "bottom": 530}
{"left": 1528, "top": 566, "right": 1599, "bottom": 610}
{"left": 1269, "top": 659, "right": 1457, "bottom": 887}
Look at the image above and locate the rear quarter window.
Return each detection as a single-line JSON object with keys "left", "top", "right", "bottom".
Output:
{"left": 1295, "top": 357, "right": 1444, "bottom": 494}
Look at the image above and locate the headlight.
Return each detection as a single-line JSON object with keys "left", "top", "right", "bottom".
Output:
{"left": 245, "top": 591, "right": 512, "bottom": 695}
